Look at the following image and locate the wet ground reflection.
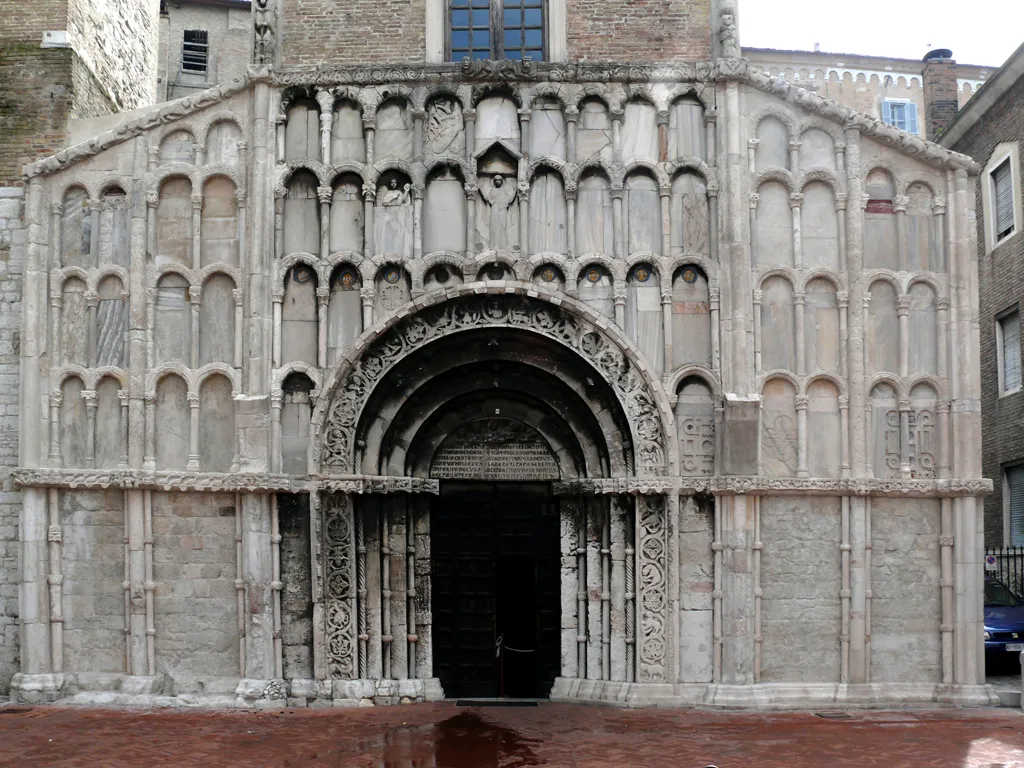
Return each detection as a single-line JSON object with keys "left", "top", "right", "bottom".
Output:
{"left": 380, "top": 711, "right": 544, "bottom": 768}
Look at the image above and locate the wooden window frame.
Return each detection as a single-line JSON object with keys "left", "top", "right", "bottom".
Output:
{"left": 445, "top": 0, "right": 547, "bottom": 62}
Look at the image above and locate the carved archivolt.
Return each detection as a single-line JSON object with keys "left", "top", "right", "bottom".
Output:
{"left": 311, "top": 285, "right": 675, "bottom": 477}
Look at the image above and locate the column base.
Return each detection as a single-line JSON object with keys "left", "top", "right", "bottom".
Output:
{"left": 9, "top": 673, "right": 67, "bottom": 704}
{"left": 327, "top": 678, "right": 445, "bottom": 707}
{"left": 235, "top": 678, "right": 288, "bottom": 708}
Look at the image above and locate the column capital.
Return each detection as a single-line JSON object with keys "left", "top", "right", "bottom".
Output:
{"left": 317, "top": 186, "right": 333, "bottom": 204}
{"left": 749, "top": 192, "right": 760, "bottom": 208}
{"left": 795, "top": 395, "right": 809, "bottom": 411}
{"left": 187, "top": 392, "right": 200, "bottom": 406}
{"left": 837, "top": 290, "right": 849, "bottom": 308}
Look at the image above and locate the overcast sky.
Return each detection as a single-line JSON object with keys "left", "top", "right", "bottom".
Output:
{"left": 741, "top": 1, "right": 1023, "bottom": 68}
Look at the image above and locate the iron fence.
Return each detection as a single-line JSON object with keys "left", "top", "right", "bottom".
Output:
{"left": 986, "top": 546, "right": 1024, "bottom": 598}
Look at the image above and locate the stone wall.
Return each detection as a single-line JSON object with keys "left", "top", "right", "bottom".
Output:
{"left": 152, "top": 492, "right": 240, "bottom": 694}
{"left": 279, "top": 493, "right": 313, "bottom": 680}
{"left": 163, "top": 2, "right": 252, "bottom": 101}
{"left": 567, "top": 0, "right": 712, "bottom": 63}
{"left": 678, "top": 494, "right": 713, "bottom": 683}
{"left": 870, "top": 498, "right": 942, "bottom": 683}
{"left": 759, "top": 496, "right": 841, "bottom": 683}
{"left": 60, "top": 490, "right": 125, "bottom": 676}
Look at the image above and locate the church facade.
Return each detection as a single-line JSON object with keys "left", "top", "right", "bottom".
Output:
{"left": 7, "top": 0, "right": 994, "bottom": 708}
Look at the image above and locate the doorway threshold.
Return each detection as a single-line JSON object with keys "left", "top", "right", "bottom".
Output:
{"left": 455, "top": 698, "right": 543, "bottom": 707}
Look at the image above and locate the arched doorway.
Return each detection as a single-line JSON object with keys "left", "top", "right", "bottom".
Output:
{"left": 311, "top": 287, "right": 676, "bottom": 699}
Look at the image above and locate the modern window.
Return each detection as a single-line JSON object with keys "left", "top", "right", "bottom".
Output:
{"left": 182, "top": 30, "right": 209, "bottom": 74}
{"left": 992, "top": 158, "right": 1016, "bottom": 243}
{"left": 448, "top": 0, "right": 545, "bottom": 61}
{"left": 881, "top": 99, "right": 919, "bottom": 135}
{"left": 1007, "top": 464, "right": 1024, "bottom": 546}
{"left": 998, "top": 310, "right": 1022, "bottom": 395}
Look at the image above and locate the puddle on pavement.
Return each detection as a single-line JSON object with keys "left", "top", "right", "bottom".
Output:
{"left": 380, "top": 711, "right": 544, "bottom": 767}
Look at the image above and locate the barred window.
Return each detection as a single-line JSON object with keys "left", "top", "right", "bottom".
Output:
{"left": 182, "top": 30, "right": 209, "bottom": 74}
{"left": 448, "top": 0, "right": 545, "bottom": 61}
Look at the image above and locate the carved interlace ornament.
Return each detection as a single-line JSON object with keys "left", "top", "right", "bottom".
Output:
{"left": 636, "top": 495, "right": 669, "bottom": 682}
{"left": 324, "top": 493, "right": 357, "bottom": 679}
{"left": 319, "top": 294, "right": 668, "bottom": 475}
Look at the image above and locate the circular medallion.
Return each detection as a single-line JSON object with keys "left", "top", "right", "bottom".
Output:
{"left": 293, "top": 267, "right": 312, "bottom": 284}
{"left": 339, "top": 270, "right": 356, "bottom": 289}
{"left": 586, "top": 267, "right": 603, "bottom": 283}
{"left": 384, "top": 267, "right": 401, "bottom": 284}
{"left": 634, "top": 266, "right": 651, "bottom": 283}
{"left": 485, "top": 265, "right": 505, "bottom": 281}
{"left": 432, "top": 267, "right": 450, "bottom": 284}
{"left": 681, "top": 267, "right": 699, "bottom": 284}
{"left": 539, "top": 266, "right": 557, "bottom": 283}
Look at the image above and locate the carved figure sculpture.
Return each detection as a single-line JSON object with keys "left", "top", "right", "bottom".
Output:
{"left": 380, "top": 177, "right": 412, "bottom": 207}
{"left": 718, "top": 11, "right": 740, "bottom": 59}
{"left": 253, "top": 0, "right": 275, "bottom": 65}
{"left": 480, "top": 174, "right": 517, "bottom": 250}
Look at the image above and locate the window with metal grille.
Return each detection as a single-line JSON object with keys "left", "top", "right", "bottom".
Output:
{"left": 1000, "top": 310, "right": 1022, "bottom": 395}
{"left": 448, "top": 0, "right": 545, "bottom": 61}
{"left": 1008, "top": 465, "right": 1024, "bottom": 546}
{"left": 881, "top": 99, "right": 919, "bottom": 135}
{"left": 993, "top": 158, "right": 1015, "bottom": 242}
{"left": 182, "top": 30, "right": 209, "bottom": 74}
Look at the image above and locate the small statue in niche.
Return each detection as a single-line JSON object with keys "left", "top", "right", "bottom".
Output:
{"left": 380, "top": 176, "right": 412, "bottom": 207}
{"left": 718, "top": 9, "right": 740, "bottom": 59}
{"left": 480, "top": 174, "right": 517, "bottom": 251}
{"left": 253, "top": 0, "right": 275, "bottom": 65}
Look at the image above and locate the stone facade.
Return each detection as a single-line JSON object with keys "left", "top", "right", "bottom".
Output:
{"left": 940, "top": 44, "right": 1024, "bottom": 547}
{"left": 160, "top": 0, "right": 253, "bottom": 102}
{"left": 3, "top": 0, "right": 993, "bottom": 710}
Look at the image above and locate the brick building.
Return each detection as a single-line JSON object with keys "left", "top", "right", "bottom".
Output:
{"left": 2, "top": 0, "right": 994, "bottom": 710}
{"left": 940, "top": 43, "right": 1024, "bottom": 547}
{"left": 159, "top": 0, "right": 252, "bottom": 102}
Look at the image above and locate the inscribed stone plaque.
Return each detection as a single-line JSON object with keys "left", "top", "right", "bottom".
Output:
{"left": 430, "top": 419, "right": 559, "bottom": 480}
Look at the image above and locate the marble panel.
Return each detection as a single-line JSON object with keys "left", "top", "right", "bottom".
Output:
{"left": 760, "top": 276, "right": 795, "bottom": 373}
{"left": 577, "top": 265, "right": 614, "bottom": 320}
{"left": 575, "top": 98, "right": 613, "bottom": 164}
{"left": 198, "top": 273, "right": 236, "bottom": 366}
{"left": 281, "top": 265, "right": 318, "bottom": 366}
{"left": 61, "top": 278, "right": 89, "bottom": 367}
{"left": 807, "top": 380, "right": 841, "bottom": 478}
{"left": 375, "top": 100, "right": 413, "bottom": 163}
{"left": 98, "top": 188, "right": 130, "bottom": 268}
{"left": 621, "top": 100, "right": 658, "bottom": 164}
{"left": 530, "top": 99, "right": 566, "bottom": 159}
{"left": 755, "top": 117, "right": 790, "bottom": 171}
{"left": 425, "top": 97, "right": 464, "bottom": 157}
{"left": 330, "top": 175, "right": 364, "bottom": 254}
{"left": 679, "top": 495, "right": 713, "bottom": 682}
{"left": 285, "top": 101, "right": 320, "bottom": 162}
{"left": 373, "top": 267, "right": 410, "bottom": 319}
{"left": 575, "top": 171, "right": 613, "bottom": 255}
{"left": 755, "top": 182, "right": 793, "bottom": 268}
{"left": 424, "top": 168, "right": 467, "bottom": 254}
{"left": 282, "top": 375, "right": 313, "bottom": 476}
{"left": 61, "top": 187, "right": 90, "bottom": 268}
{"left": 155, "top": 374, "right": 189, "bottom": 470}
{"left": 156, "top": 178, "right": 193, "bottom": 268}
{"left": 60, "top": 375, "right": 88, "bottom": 468}
{"left": 331, "top": 100, "right": 365, "bottom": 163}
{"left": 675, "top": 378, "right": 715, "bottom": 476}
{"left": 909, "top": 283, "right": 938, "bottom": 375}
{"left": 475, "top": 95, "right": 520, "bottom": 150}
{"left": 205, "top": 120, "right": 242, "bottom": 166}
{"left": 867, "top": 280, "right": 899, "bottom": 374}
{"left": 284, "top": 171, "right": 320, "bottom": 256}
{"left": 96, "top": 275, "right": 126, "bottom": 368}
{"left": 670, "top": 97, "right": 705, "bottom": 160}
{"left": 670, "top": 172, "right": 709, "bottom": 257}
{"left": 625, "top": 264, "right": 663, "bottom": 372}
{"left": 909, "top": 383, "right": 938, "bottom": 480}
{"left": 94, "top": 377, "right": 122, "bottom": 469}
{"left": 761, "top": 377, "right": 798, "bottom": 477}
{"left": 799, "top": 128, "right": 835, "bottom": 169}
{"left": 906, "top": 183, "right": 938, "bottom": 272}
{"left": 625, "top": 172, "right": 661, "bottom": 254}
{"left": 864, "top": 169, "right": 898, "bottom": 270}
{"left": 154, "top": 273, "right": 191, "bottom": 365}
{"left": 801, "top": 181, "right": 838, "bottom": 271}
{"left": 327, "top": 266, "right": 361, "bottom": 367}
{"left": 201, "top": 177, "right": 239, "bottom": 268}
{"left": 199, "top": 374, "right": 234, "bottom": 472}
{"left": 159, "top": 129, "right": 196, "bottom": 165}
{"left": 803, "top": 278, "right": 839, "bottom": 373}
{"left": 672, "top": 265, "right": 711, "bottom": 368}
{"left": 869, "top": 383, "right": 899, "bottom": 479}
{"left": 528, "top": 170, "right": 567, "bottom": 254}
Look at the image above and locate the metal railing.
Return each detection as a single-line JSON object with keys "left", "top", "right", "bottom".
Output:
{"left": 986, "top": 546, "right": 1024, "bottom": 598}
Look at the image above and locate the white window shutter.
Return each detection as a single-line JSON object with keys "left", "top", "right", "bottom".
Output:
{"left": 994, "top": 161, "right": 1015, "bottom": 239}
{"left": 1003, "top": 312, "right": 1022, "bottom": 392}
{"left": 881, "top": 100, "right": 892, "bottom": 126}
{"left": 1009, "top": 465, "right": 1024, "bottom": 545}
{"left": 907, "top": 102, "right": 919, "bottom": 135}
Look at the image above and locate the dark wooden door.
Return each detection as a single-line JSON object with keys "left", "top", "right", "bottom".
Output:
{"left": 431, "top": 482, "right": 560, "bottom": 698}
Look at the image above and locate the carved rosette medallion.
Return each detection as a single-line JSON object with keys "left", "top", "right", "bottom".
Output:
{"left": 323, "top": 493, "right": 357, "bottom": 679}
{"left": 320, "top": 294, "right": 668, "bottom": 475}
{"left": 636, "top": 495, "right": 669, "bottom": 683}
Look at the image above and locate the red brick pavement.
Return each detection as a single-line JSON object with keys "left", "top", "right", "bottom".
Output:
{"left": 0, "top": 702, "right": 1022, "bottom": 768}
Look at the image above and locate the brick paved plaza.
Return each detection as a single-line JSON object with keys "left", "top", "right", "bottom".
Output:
{"left": 0, "top": 702, "right": 1023, "bottom": 767}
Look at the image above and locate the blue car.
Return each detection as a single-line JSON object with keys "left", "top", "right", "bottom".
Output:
{"left": 985, "top": 577, "right": 1024, "bottom": 658}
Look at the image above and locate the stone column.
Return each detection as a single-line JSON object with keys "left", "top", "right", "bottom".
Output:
{"left": 118, "top": 390, "right": 130, "bottom": 467}
{"left": 839, "top": 395, "right": 851, "bottom": 477}
{"left": 47, "top": 390, "right": 61, "bottom": 467}
{"left": 186, "top": 391, "right": 200, "bottom": 471}
{"left": 565, "top": 106, "right": 578, "bottom": 162}
{"left": 710, "top": 286, "right": 721, "bottom": 376}
{"left": 191, "top": 192, "right": 203, "bottom": 270}
{"left": 894, "top": 195, "right": 909, "bottom": 272}
{"left": 464, "top": 108, "right": 476, "bottom": 161}
{"left": 662, "top": 289, "right": 673, "bottom": 374}
{"left": 609, "top": 496, "right": 628, "bottom": 682}
{"left": 558, "top": 498, "right": 580, "bottom": 679}
{"left": 897, "top": 295, "right": 910, "bottom": 378}
{"left": 413, "top": 186, "right": 425, "bottom": 261}
{"left": 519, "top": 107, "right": 531, "bottom": 158}
{"left": 274, "top": 187, "right": 286, "bottom": 261}
{"left": 518, "top": 182, "right": 530, "bottom": 253}
{"left": 746, "top": 139, "right": 758, "bottom": 175}
{"left": 316, "top": 89, "right": 334, "bottom": 165}
{"left": 795, "top": 395, "right": 809, "bottom": 477}
{"left": 143, "top": 396, "right": 157, "bottom": 470}
{"left": 657, "top": 111, "right": 669, "bottom": 162}
{"left": 363, "top": 184, "right": 375, "bottom": 257}
{"left": 360, "top": 286, "right": 374, "bottom": 330}
{"left": 88, "top": 198, "right": 102, "bottom": 268}
{"left": 49, "top": 291, "right": 61, "bottom": 369}
{"left": 233, "top": 288, "right": 244, "bottom": 370}
{"left": 316, "top": 286, "right": 329, "bottom": 368}
{"left": 363, "top": 115, "right": 376, "bottom": 166}
{"left": 82, "top": 389, "right": 97, "bottom": 468}
{"left": 794, "top": 291, "right": 806, "bottom": 376}
{"left": 189, "top": 285, "right": 202, "bottom": 369}
{"left": 270, "top": 389, "right": 282, "bottom": 474}
{"left": 586, "top": 498, "right": 602, "bottom": 680}
{"left": 838, "top": 291, "right": 849, "bottom": 380}
{"left": 146, "top": 191, "right": 158, "bottom": 263}
{"left": 836, "top": 194, "right": 848, "bottom": 272}
{"left": 659, "top": 189, "right": 671, "bottom": 257}
{"left": 412, "top": 108, "right": 425, "bottom": 163}
{"left": 790, "top": 193, "right": 804, "bottom": 270}
{"left": 272, "top": 291, "right": 283, "bottom": 369}
{"left": 317, "top": 186, "right": 332, "bottom": 260}
{"left": 611, "top": 186, "right": 624, "bottom": 260}
{"left": 899, "top": 398, "right": 912, "bottom": 479}
{"left": 46, "top": 488, "right": 63, "bottom": 675}
{"left": 465, "top": 183, "right": 478, "bottom": 257}
{"left": 705, "top": 108, "right": 717, "bottom": 166}
{"left": 752, "top": 290, "right": 762, "bottom": 375}
{"left": 85, "top": 290, "right": 98, "bottom": 367}
{"left": 611, "top": 108, "right": 623, "bottom": 162}
{"left": 788, "top": 140, "right": 802, "bottom": 176}
{"left": 565, "top": 183, "right": 576, "bottom": 258}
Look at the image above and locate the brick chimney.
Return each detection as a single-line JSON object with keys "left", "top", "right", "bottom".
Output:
{"left": 922, "top": 48, "right": 959, "bottom": 142}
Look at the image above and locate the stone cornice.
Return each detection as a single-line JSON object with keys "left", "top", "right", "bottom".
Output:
{"left": 556, "top": 476, "right": 993, "bottom": 497}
